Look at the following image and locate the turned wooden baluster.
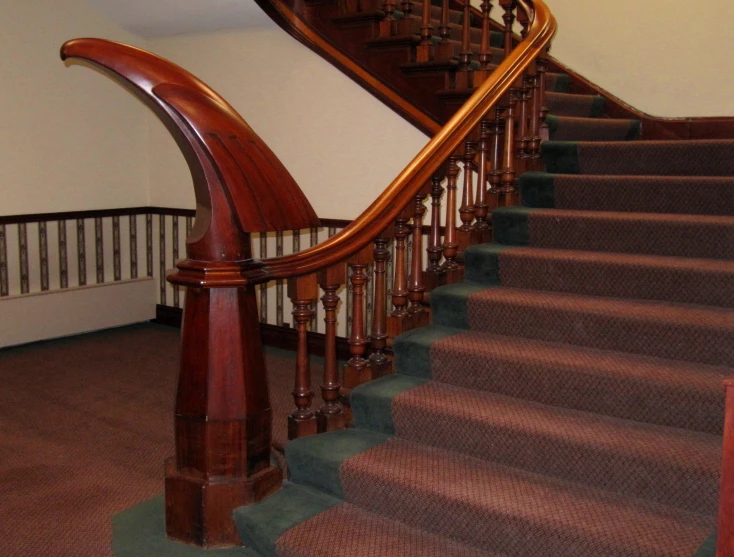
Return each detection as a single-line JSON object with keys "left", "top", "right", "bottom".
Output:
{"left": 500, "top": 0, "right": 517, "bottom": 57}
{"left": 515, "top": 7, "right": 533, "bottom": 175}
{"left": 436, "top": 0, "right": 456, "bottom": 60}
{"left": 387, "top": 207, "right": 413, "bottom": 340}
{"left": 416, "top": 0, "right": 434, "bottom": 62}
{"left": 379, "top": 1, "right": 397, "bottom": 37}
{"left": 457, "top": 140, "right": 478, "bottom": 255}
{"left": 408, "top": 190, "right": 429, "bottom": 328}
{"left": 423, "top": 174, "right": 445, "bottom": 291}
{"left": 442, "top": 155, "right": 462, "bottom": 283}
{"left": 397, "top": 1, "right": 418, "bottom": 34}
{"left": 474, "top": 119, "right": 493, "bottom": 244}
{"left": 369, "top": 229, "right": 393, "bottom": 377}
{"left": 456, "top": 1, "right": 474, "bottom": 89}
{"left": 527, "top": 67, "right": 543, "bottom": 168}
{"left": 500, "top": 88, "right": 519, "bottom": 204}
{"left": 717, "top": 378, "right": 734, "bottom": 557}
{"left": 342, "top": 245, "right": 374, "bottom": 391}
{"left": 317, "top": 263, "right": 347, "bottom": 433}
{"left": 473, "top": 0, "right": 494, "bottom": 87}
{"left": 488, "top": 107, "right": 504, "bottom": 201}
{"left": 287, "top": 274, "right": 319, "bottom": 440}
{"left": 537, "top": 46, "right": 551, "bottom": 140}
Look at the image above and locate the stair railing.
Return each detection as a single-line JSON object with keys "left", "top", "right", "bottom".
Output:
{"left": 61, "top": 0, "right": 555, "bottom": 547}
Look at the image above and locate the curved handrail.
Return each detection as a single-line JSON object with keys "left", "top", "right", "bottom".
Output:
{"left": 237, "top": 0, "right": 556, "bottom": 285}
{"left": 61, "top": 39, "right": 320, "bottom": 263}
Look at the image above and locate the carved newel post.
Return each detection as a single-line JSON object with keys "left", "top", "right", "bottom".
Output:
{"left": 61, "top": 39, "right": 322, "bottom": 547}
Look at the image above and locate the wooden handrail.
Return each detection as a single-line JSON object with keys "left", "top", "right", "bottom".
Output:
{"left": 216, "top": 0, "right": 555, "bottom": 287}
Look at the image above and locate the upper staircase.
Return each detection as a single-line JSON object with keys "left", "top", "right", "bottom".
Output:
{"left": 61, "top": 1, "right": 734, "bottom": 556}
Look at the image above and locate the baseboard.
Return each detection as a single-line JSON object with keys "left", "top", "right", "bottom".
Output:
{"left": 1, "top": 278, "right": 156, "bottom": 348}
{"left": 155, "top": 305, "right": 351, "bottom": 360}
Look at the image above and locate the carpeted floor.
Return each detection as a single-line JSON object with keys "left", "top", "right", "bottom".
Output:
{"left": 0, "top": 323, "right": 321, "bottom": 557}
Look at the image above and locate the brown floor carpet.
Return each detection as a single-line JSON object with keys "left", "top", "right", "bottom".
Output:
{"left": 0, "top": 323, "right": 319, "bottom": 557}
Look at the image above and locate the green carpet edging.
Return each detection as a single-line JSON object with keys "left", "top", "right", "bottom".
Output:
{"left": 234, "top": 483, "right": 342, "bottom": 557}
{"left": 590, "top": 95, "right": 606, "bottom": 118}
{"left": 693, "top": 530, "right": 716, "bottom": 557}
{"left": 545, "top": 114, "right": 561, "bottom": 138}
{"left": 429, "top": 282, "right": 490, "bottom": 329}
{"left": 285, "top": 429, "right": 390, "bottom": 499}
{"left": 627, "top": 119, "right": 642, "bottom": 140}
{"left": 392, "top": 325, "right": 461, "bottom": 378}
{"left": 111, "top": 496, "right": 259, "bottom": 557}
{"left": 492, "top": 206, "right": 540, "bottom": 246}
{"left": 464, "top": 243, "right": 515, "bottom": 284}
{"left": 351, "top": 374, "right": 428, "bottom": 434}
{"left": 520, "top": 172, "right": 556, "bottom": 208}
{"left": 541, "top": 141, "right": 581, "bottom": 174}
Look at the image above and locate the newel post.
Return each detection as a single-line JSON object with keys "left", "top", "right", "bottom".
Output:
{"left": 59, "top": 38, "right": 323, "bottom": 548}
{"left": 717, "top": 378, "right": 734, "bottom": 556}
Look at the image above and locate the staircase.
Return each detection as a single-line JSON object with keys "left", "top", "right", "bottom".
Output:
{"left": 232, "top": 2, "right": 732, "bottom": 556}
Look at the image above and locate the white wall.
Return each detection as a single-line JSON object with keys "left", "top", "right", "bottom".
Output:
{"left": 541, "top": 0, "right": 734, "bottom": 117}
{"left": 146, "top": 25, "right": 429, "bottom": 219}
{"left": 0, "top": 0, "right": 151, "bottom": 215}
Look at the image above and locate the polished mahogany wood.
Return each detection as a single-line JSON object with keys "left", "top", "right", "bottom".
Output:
{"left": 408, "top": 190, "right": 429, "bottom": 328}
{"left": 718, "top": 378, "right": 734, "bottom": 557}
{"left": 441, "top": 155, "right": 463, "bottom": 283}
{"left": 424, "top": 174, "right": 446, "bottom": 291}
{"left": 317, "top": 263, "right": 347, "bottom": 432}
{"left": 396, "top": 1, "right": 419, "bottom": 35}
{"left": 474, "top": 120, "right": 492, "bottom": 243}
{"left": 287, "top": 274, "right": 319, "bottom": 440}
{"left": 458, "top": 139, "right": 478, "bottom": 254}
{"left": 387, "top": 207, "right": 413, "bottom": 339}
{"left": 415, "top": 0, "right": 435, "bottom": 62}
{"left": 473, "top": 0, "right": 494, "bottom": 86}
{"left": 436, "top": 0, "right": 456, "bottom": 60}
{"left": 379, "top": 1, "right": 397, "bottom": 37}
{"left": 369, "top": 230, "right": 393, "bottom": 376}
{"left": 456, "top": 1, "right": 474, "bottom": 89}
{"left": 342, "top": 245, "right": 374, "bottom": 390}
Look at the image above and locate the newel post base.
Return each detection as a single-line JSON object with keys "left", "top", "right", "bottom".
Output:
{"left": 165, "top": 264, "right": 283, "bottom": 548}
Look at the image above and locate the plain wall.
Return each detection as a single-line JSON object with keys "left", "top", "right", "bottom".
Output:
{"left": 146, "top": 25, "right": 430, "bottom": 219}
{"left": 0, "top": 0, "right": 151, "bottom": 216}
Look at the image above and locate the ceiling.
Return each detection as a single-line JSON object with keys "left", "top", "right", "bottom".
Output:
{"left": 88, "top": 0, "right": 273, "bottom": 38}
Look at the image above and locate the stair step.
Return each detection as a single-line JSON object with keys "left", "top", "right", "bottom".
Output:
{"left": 546, "top": 114, "right": 640, "bottom": 141}
{"left": 292, "top": 431, "right": 715, "bottom": 556}
{"left": 431, "top": 284, "right": 734, "bottom": 366}
{"left": 520, "top": 172, "right": 734, "bottom": 215}
{"left": 545, "top": 91, "right": 605, "bottom": 117}
{"left": 252, "top": 494, "right": 502, "bottom": 557}
{"left": 358, "top": 377, "right": 721, "bottom": 514}
{"left": 493, "top": 206, "right": 734, "bottom": 260}
{"left": 543, "top": 139, "right": 734, "bottom": 175}
{"left": 465, "top": 243, "right": 734, "bottom": 307}
{"left": 390, "top": 325, "right": 727, "bottom": 434}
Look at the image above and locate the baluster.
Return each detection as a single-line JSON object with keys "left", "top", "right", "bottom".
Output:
{"left": 474, "top": 119, "right": 492, "bottom": 244}
{"left": 500, "top": 0, "right": 516, "bottom": 57}
{"left": 537, "top": 46, "right": 551, "bottom": 140}
{"left": 397, "top": 1, "right": 418, "bottom": 34}
{"left": 408, "top": 190, "right": 429, "bottom": 328}
{"left": 500, "top": 88, "right": 518, "bottom": 205}
{"left": 473, "top": 0, "right": 494, "bottom": 87}
{"left": 515, "top": 7, "right": 533, "bottom": 176}
{"left": 342, "top": 245, "right": 374, "bottom": 391}
{"left": 442, "top": 155, "right": 462, "bottom": 283}
{"left": 717, "top": 377, "right": 734, "bottom": 556}
{"left": 456, "top": 2, "right": 474, "bottom": 89}
{"left": 527, "top": 67, "right": 542, "bottom": 168}
{"left": 387, "top": 207, "right": 413, "bottom": 339}
{"left": 458, "top": 139, "right": 478, "bottom": 255}
{"left": 379, "top": 1, "right": 397, "bottom": 37}
{"left": 370, "top": 229, "right": 393, "bottom": 377}
{"left": 287, "top": 274, "right": 319, "bottom": 440}
{"left": 317, "top": 263, "right": 347, "bottom": 433}
{"left": 415, "top": 0, "right": 434, "bottom": 62}
{"left": 423, "top": 174, "right": 445, "bottom": 291}
{"left": 436, "top": 0, "right": 456, "bottom": 61}
{"left": 488, "top": 107, "right": 504, "bottom": 204}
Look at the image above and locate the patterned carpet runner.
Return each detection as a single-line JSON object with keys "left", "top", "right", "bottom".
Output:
{"left": 233, "top": 3, "right": 732, "bottom": 556}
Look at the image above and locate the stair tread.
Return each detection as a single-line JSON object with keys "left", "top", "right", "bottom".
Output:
{"left": 432, "top": 283, "right": 734, "bottom": 366}
{"left": 493, "top": 244, "right": 734, "bottom": 307}
{"left": 389, "top": 378, "right": 720, "bottom": 513}
{"left": 546, "top": 114, "right": 640, "bottom": 141}
{"left": 275, "top": 499, "right": 504, "bottom": 557}
{"left": 337, "top": 433, "right": 715, "bottom": 556}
